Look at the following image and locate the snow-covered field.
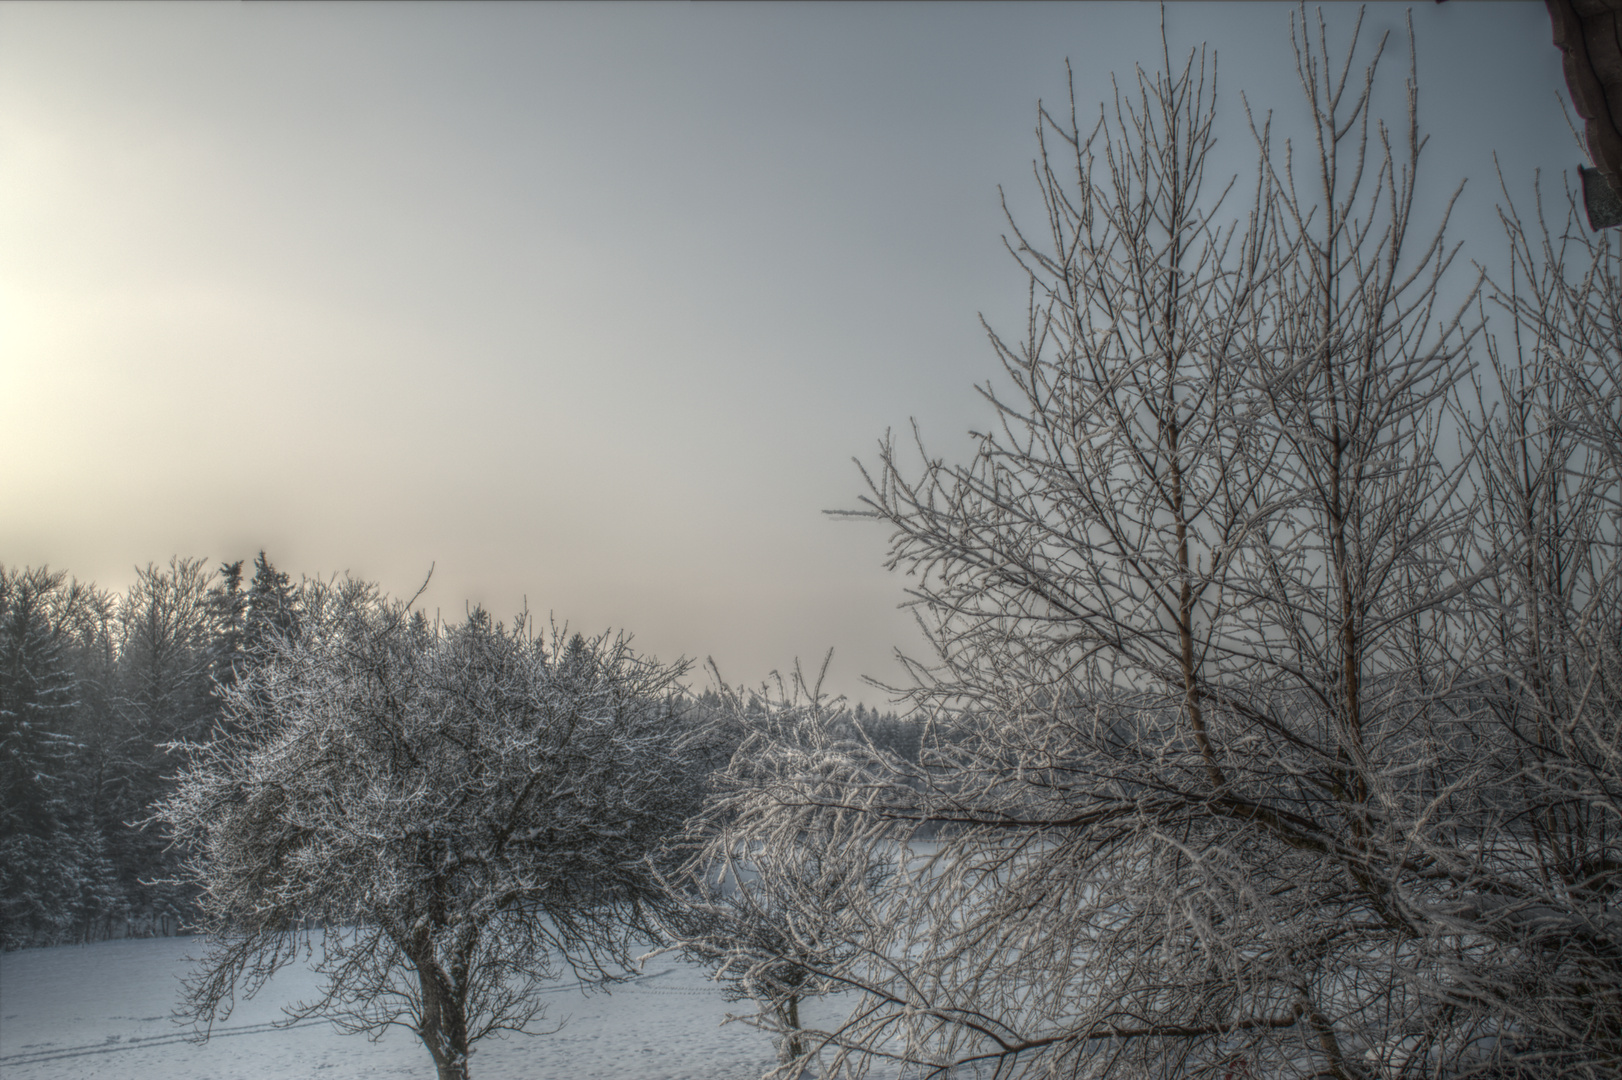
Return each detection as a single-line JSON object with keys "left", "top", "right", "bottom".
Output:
{"left": 0, "top": 935, "right": 785, "bottom": 1080}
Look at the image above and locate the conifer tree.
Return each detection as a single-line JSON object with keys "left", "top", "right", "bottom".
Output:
{"left": 109, "top": 557, "right": 217, "bottom": 934}
{"left": 206, "top": 560, "right": 247, "bottom": 697}
{"left": 243, "top": 551, "right": 298, "bottom": 657}
{"left": 0, "top": 567, "right": 81, "bottom": 947}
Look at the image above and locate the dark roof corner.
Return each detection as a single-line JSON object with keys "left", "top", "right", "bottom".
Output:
{"left": 1547, "top": 0, "right": 1622, "bottom": 227}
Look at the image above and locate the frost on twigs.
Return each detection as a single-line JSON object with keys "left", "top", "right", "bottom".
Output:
{"left": 711, "top": 9, "right": 1622, "bottom": 1080}
{"left": 154, "top": 577, "right": 700, "bottom": 1080}
{"left": 654, "top": 654, "right": 904, "bottom": 1079}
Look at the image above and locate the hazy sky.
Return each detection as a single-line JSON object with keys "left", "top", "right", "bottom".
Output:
{"left": 0, "top": 1, "right": 1574, "bottom": 702}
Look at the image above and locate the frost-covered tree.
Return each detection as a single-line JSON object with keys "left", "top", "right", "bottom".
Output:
{"left": 0, "top": 566, "right": 83, "bottom": 948}
{"left": 110, "top": 557, "right": 220, "bottom": 933}
{"left": 704, "top": 12, "right": 1622, "bottom": 1080}
{"left": 206, "top": 559, "right": 248, "bottom": 696}
{"left": 242, "top": 550, "right": 298, "bottom": 657}
{"left": 1448, "top": 164, "right": 1622, "bottom": 1077}
{"left": 664, "top": 839, "right": 887, "bottom": 1073}
{"left": 156, "top": 577, "right": 700, "bottom": 1080}
{"left": 55, "top": 579, "right": 129, "bottom": 942}
{"left": 657, "top": 660, "right": 892, "bottom": 1074}
{"left": 117, "top": 558, "right": 218, "bottom": 741}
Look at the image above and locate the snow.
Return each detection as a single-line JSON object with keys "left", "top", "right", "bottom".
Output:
{"left": 0, "top": 936, "right": 782, "bottom": 1080}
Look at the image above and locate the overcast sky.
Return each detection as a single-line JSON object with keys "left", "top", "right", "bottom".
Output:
{"left": 0, "top": 1, "right": 1574, "bottom": 702}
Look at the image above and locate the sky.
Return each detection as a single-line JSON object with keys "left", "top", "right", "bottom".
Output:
{"left": 0, "top": 1, "right": 1575, "bottom": 704}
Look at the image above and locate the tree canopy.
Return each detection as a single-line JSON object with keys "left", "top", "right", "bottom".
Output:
{"left": 157, "top": 579, "right": 700, "bottom": 1080}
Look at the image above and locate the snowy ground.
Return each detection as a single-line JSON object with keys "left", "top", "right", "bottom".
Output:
{"left": 0, "top": 935, "right": 786, "bottom": 1080}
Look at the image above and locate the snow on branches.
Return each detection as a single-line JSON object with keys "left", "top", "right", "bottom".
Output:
{"left": 704, "top": 13, "right": 1622, "bottom": 1080}
{"left": 156, "top": 578, "right": 699, "bottom": 1080}
{"left": 654, "top": 658, "right": 898, "bottom": 1075}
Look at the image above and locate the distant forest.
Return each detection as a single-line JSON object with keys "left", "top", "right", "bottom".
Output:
{"left": 0, "top": 555, "right": 914, "bottom": 950}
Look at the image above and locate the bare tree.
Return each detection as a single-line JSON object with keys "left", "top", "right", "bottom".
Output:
{"left": 655, "top": 659, "right": 893, "bottom": 1075}
{"left": 1446, "top": 166, "right": 1622, "bottom": 1074}
{"left": 155, "top": 578, "right": 699, "bottom": 1080}
{"left": 694, "top": 11, "right": 1622, "bottom": 1079}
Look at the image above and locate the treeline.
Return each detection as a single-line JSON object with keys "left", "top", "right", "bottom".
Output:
{"left": 0, "top": 555, "right": 914, "bottom": 950}
{"left": 0, "top": 554, "right": 296, "bottom": 948}
{"left": 693, "top": 686, "right": 918, "bottom": 765}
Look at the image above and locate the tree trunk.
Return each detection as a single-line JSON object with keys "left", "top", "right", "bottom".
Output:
{"left": 414, "top": 953, "right": 472, "bottom": 1080}
{"left": 781, "top": 992, "right": 805, "bottom": 1063}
